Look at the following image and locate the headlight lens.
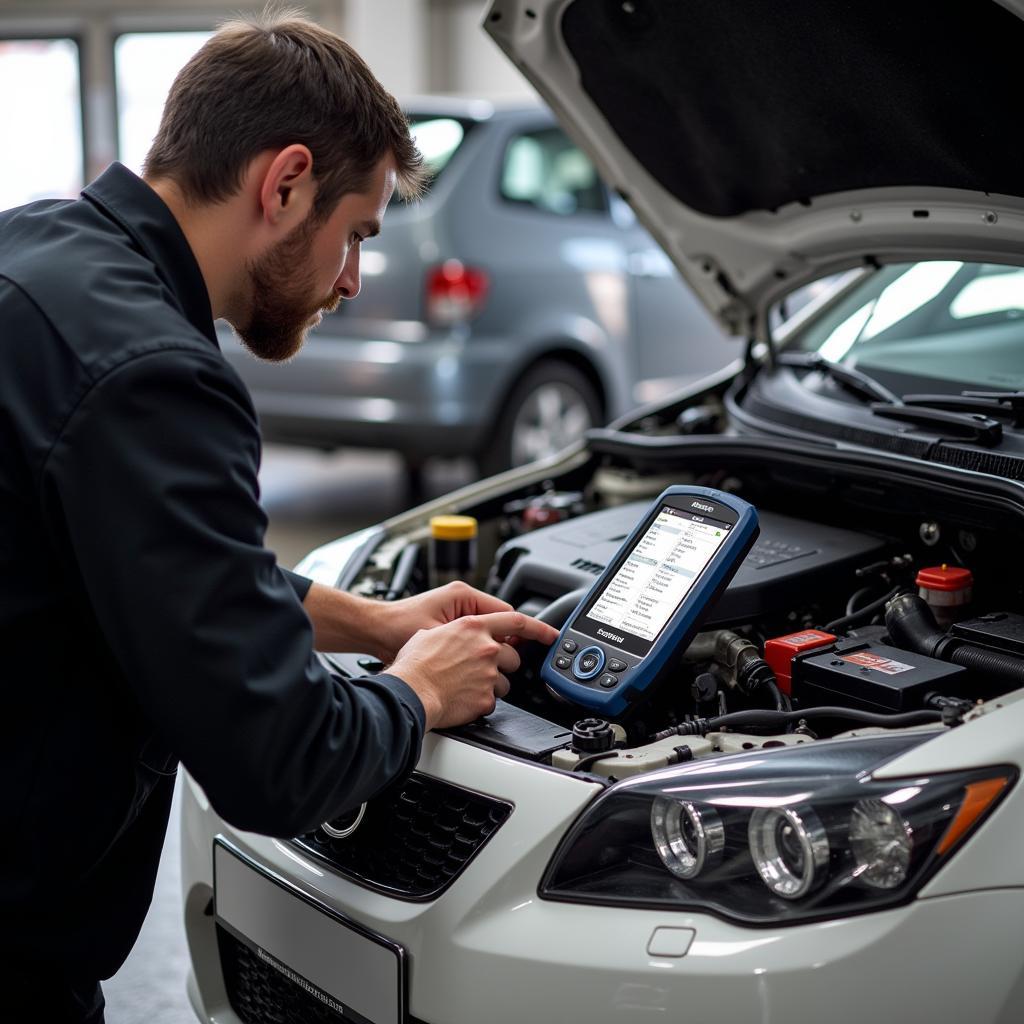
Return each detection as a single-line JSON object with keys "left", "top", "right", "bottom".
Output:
{"left": 651, "top": 798, "right": 725, "bottom": 880}
{"left": 541, "top": 733, "right": 1013, "bottom": 926}
{"left": 849, "top": 798, "right": 913, "bottom": 889}
{"left": 749, "top": 805, "right": 829, "bottom": 899}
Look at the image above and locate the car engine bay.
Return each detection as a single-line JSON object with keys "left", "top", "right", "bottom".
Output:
{"left": 319, "top": 398, "right": 1024, "bottom": 790}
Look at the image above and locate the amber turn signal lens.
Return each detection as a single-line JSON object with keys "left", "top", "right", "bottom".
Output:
{"left": 936, "top": 774, "right": 1011, "bottom": 856}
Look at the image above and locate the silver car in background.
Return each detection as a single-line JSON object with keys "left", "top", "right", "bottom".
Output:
{"left": 220, "top": 97, "right": 742, "bottom": 474}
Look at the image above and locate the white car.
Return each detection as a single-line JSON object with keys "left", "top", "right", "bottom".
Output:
{"left": 181, "top": 1, "right": 1024, "bottom": 1021}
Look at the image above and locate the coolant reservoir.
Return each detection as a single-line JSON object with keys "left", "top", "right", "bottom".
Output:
{"left": 429, "top": 515, "right": 478, "bottom": 588}
{"left": 916, "top": 564, "right": 973, "bottom": 628}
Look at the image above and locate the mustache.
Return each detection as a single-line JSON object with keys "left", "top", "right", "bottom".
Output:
{"left": 319, "top": 291, "right": 342, "bottom": 315}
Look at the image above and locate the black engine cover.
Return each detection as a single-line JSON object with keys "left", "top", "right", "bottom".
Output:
{"left": 492, "top": 501, "right": 886, "bottom": 626}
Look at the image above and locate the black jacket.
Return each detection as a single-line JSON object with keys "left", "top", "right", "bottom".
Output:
{"left": 0, "top": 164, "right": 425, "bottom": 978}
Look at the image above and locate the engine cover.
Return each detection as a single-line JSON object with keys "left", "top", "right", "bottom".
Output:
{"left": 492, "top": 501, "right": 886, "bottom": 626}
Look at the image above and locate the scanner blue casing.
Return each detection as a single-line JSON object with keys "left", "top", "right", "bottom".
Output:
{"left": 540, "top": 485, "right": 759, "bottom": 716}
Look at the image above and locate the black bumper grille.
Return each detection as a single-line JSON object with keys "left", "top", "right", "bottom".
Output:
{"left": 218, "top": 925, "right": 345, "bottom": 1024}
{"left": 293, "top": 772, "right": 512, "bottom": 900}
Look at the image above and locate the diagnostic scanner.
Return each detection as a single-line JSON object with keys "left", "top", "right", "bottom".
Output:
{"left": 541, "top": 486, "right": 759, "bottom": 715}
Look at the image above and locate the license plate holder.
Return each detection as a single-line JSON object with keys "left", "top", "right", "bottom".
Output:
{"left": 214, "top": 839, "right": 407, "bottom": 1024}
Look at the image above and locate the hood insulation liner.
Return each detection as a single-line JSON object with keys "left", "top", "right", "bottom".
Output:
{"left": 562, "top": 0, "right": 1024, "bottom": 217}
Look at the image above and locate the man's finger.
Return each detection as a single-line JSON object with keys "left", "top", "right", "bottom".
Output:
{"left": 494, "top": 673, "right": 511, "bottom": 700}
{"left": 495, "top": 642, "right": 521, "bottom": 675}
{"left": 461, "top": 587, "right": 514, "bottom": 616}
{"left": 475, "top": 610, "right": 559, "bottom": 644}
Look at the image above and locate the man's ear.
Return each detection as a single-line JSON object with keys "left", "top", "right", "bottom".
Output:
{"left": 258, "top": 144, "right": 316, "bottom": 229}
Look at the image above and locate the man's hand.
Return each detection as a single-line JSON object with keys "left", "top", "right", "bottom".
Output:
{"left": 374, "top": 581, "right": 518, "bottom": 663}
{"left": 301, "top": 579, "right": 559, "bottom": 729}
{"left": 388, "top": 610, "right": 559, "bottom": 731}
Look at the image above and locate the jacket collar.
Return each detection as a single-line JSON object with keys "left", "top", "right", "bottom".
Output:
{"left": 83, "top": 162, "right": 218, "bottom": 346}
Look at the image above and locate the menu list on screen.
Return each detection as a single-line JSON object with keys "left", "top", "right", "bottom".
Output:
{"left": 586, "top": 506, "right": 731, "bottom": 647}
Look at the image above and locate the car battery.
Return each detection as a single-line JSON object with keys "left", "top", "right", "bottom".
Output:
{"left": 792, "top": 639, "right": 967, "bottom": 712}
{"left": 765, "top": 629, "right": 837, "bottom": 695}
{"left": 950, "top": 612, "right": 1024, "bottom": 658}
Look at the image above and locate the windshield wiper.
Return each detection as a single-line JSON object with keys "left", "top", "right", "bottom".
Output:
{"left": 898, "top": 391, "right": 1024, "bottom": 429}
{"left": 778, "top": 353, "right": 1003, "bottom": 446}
{"left": 777, "top": 351, "right": 901, "bottom": 405}
{"left": 867, "top": 403, "right": 1003, "bottom": 446}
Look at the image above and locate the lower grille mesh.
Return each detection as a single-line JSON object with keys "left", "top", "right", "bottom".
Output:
{"left": 218, "top": 925, "right": 345, "bottom": 1024}
{"left": 293, "top": 772, "right": 513, "bottom": 900}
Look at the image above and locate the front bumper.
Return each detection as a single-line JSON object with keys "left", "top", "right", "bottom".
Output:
{"left": 182, "top": 734, "right": 1024, "bottom": 1024}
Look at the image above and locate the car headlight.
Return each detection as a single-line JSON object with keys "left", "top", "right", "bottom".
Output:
{"left": 541, "top": 732, "right": 1014, "bottom": 925}
{"left": 651, "top": 798, "right": 725, "bottom": 880}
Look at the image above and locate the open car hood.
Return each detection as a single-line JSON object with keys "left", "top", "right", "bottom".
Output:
{"left": 485, "top": 0, "right": 1024, "bottom": 340}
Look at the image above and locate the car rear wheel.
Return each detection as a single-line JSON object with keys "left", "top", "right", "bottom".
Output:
{"left": 478, "top": 360, "right": 602, "bottom": 476}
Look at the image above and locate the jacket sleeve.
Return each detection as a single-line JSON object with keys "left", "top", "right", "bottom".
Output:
{"left": 281, "top": 568, "right": 313, "bottom": 602}
{"left": 41, "top": 345, "right": 425, "bottom": 837}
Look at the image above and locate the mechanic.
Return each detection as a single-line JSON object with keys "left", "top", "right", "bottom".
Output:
{"left": 0, "top": 12, "right": 558, "bottom": 1022}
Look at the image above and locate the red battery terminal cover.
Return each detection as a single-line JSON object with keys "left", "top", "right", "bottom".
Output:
{"left": 765, "top": 629, "right": 837, "bottom": 695}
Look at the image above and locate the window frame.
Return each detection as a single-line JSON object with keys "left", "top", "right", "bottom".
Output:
{"left": 0, "top": 30, "right": 87, "bottom": 202}
{"left": 496, "top": 120, "right": 611, "bottom": 220}
{"left": 111, "top": 26, "right": 217, "bottom": 174}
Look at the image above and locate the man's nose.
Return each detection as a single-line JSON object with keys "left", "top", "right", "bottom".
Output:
{"left": 335, "top": 249, "right": 361, "bottom": 300}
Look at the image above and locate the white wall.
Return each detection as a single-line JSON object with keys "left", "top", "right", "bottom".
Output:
{"left": 343, "top": 0, "right": 429, "bottom": 97}
{"left": 431, "top": 0, "right": 535, "bottom": 97}
{"left": 342, "top": 0, "right": 536, "bottom": 99}
{"left": 0, "top": 0, "right": 537, "bottom": 182}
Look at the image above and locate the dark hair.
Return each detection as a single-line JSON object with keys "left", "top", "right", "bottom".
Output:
{"left": 143, "top": 6, "right": 425, "bottom": 218}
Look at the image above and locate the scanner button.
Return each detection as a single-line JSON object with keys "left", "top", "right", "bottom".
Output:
{"left": 607, "top": 659, "right": 627, "bottom": 673}
{"left": 598, "top": 674, "right": 619, "bottom": 688}
{"left": 573, "top": 646, "right": 605, "bottom": 680}
{"left": 561, "top": 639, "right": 578, "bottom": 654}
{"left": 554, "top": 655, "right": 572, "bottom": 670}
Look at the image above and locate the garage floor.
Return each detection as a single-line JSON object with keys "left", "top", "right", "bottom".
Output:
{"left": 103, "top": 445, "right": 472, "bottom": 1024}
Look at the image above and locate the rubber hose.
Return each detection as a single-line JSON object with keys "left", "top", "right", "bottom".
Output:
{"left": 824, "top": 586, "right": 901, "bottom": 634}
{"left": 573, "top": 750, "right": 619, "bottom": 773}
{"left": 886, "top": 593, "right": 1024, "bottom": 687}
{"left": 762, "top": 678, "right": 789, "bottom": 712}
{"left": 683, "top": 631, "right": 720, "bottom": 662}
{"left": 884, "top": 592, "right": 948, "bottom": 658}
{"left": 950, "top": 643, "right": 1024, "bottom": 685}
{"left": 676, "top": 706, "right": 942, "bottom": 736}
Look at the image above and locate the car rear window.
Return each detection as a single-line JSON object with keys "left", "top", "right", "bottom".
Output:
{"left": 392, "top": 115, "right": 471, "bottom": 203}
{"left": 500, "top": 126, "right": 606, "bottom": 216}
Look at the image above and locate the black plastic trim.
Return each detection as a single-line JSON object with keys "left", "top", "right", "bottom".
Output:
{"left": 583, "top": 428, "right": 1024, "bottom": 520}
{"left": 290, "top": 772, "right": 514, "bottom": 903}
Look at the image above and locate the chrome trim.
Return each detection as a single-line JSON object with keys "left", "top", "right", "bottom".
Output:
{"left": 321, "top": 803, "right": 367, "bottom": 839}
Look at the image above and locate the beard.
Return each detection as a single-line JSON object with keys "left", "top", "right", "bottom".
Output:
{"left": 232, "top": 214, "right": 342, "bottom": 363}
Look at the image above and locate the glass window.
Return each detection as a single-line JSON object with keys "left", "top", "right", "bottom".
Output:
{"left": 796, "top": 261, "right": 1024, "bottom": 391}
{"left": 949, "top": 267, "right": 1024, "bottom": 321}
{"left": 390, "top": 115, "right": 470, "bottom": 205}
{"left": 0, "top": 39, "right": 82, "bottom": 211}
{"left": 410, "top": 117, "right": 466, "bottom": 178}
{"left": 500, "top": 127, "right": 606, "bottom": 216}
{"left": 115, "top": 31, "right": 212, "bottom": 174}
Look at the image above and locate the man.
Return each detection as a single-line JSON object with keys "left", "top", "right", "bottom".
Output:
{"left": 0, "top": 11, "right": 557, "bottom": 1021}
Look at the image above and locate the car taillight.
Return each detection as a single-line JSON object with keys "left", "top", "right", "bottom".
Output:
{"left": 425, "top": 260, "right": 489, "bottom": 326}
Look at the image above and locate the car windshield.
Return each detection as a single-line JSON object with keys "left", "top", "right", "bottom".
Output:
{"left": 390, "top": 114, "right": 471, "bottom": 203}
{"left": 794, "top": 260, "right": 1024, "bottom": 393}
